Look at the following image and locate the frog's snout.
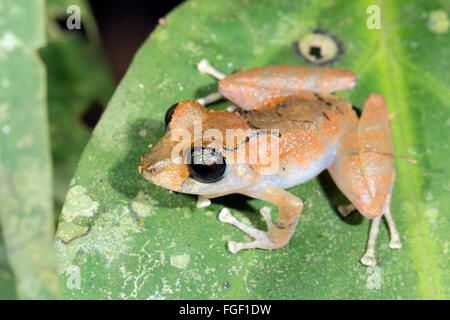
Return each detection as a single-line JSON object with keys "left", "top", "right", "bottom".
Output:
{"left": 139, "top": 153, "right": 189, "bottom": 192}
{"left": 138, "top": 159, "right": 152, "bottom": 181}
{"left": 138, "top": 157, "right": 166, "bottom": 181}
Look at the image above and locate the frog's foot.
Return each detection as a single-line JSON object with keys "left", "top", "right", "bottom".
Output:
{"left": 337, "top": 204, "right": 356, "bottom": 217}
{"left": 225, "top": 105, "right": 238, "bottom": 112}
{"left": 197, "top": 92, "right": 222, "bottom": 106}
{"left": 361, "top": 249, "right": 377, "bottom": 267}
{"left": 389, "top": 237, "right": 402, "bottom": 249}
{"left": 384, "top": 207, "right": 402, "bottom": 249}
{"left": 196, "top": 195, "right": 211, "bottom": 208}
{"left": 195, "top": 59, "right": 238, "bottom": 111}
{"left": 360, "top": 215, "right": 381, "bottom": 266}
{"left": 219, "top": 207, "right": 280, "bottom": 252}
{"left": 360, "top": 209, "right": 402, "bottom": 266}
{"left": 196, "top": 59, "right": 226, "bottom": 80}
{"left": 196, "top": 59, "right": 226, "bottom": 106}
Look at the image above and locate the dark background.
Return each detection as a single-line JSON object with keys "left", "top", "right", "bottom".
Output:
{"left": 89, "top": 0, "right": 184, "bottom": 82}
{"left": 75, "top": 0, "right": 184, "bottom": 127}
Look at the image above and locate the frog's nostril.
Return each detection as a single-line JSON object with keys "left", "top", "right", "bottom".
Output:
{"left": 138, "top": 164, "right": 151, "bottom": 177}
{"left": 139, "top": 166, "right": 156, "bottom": 183}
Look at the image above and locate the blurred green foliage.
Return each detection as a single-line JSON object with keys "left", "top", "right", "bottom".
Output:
{"left": 0, "top": 0, "right": 59, "bottom": 299}
{"left": 0, "top": 0, "right": 113, "bottom": 299}
{"left": 43, "top": 0, "right": 114, "bottom": 215}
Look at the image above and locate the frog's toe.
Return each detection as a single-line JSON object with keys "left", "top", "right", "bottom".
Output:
{"left": 196, "top": 59, "right": 225, "bottom": 80}
{"left": 389, "top": 238, "right": 402, "bottom": 249}
{"left": 219, "top": 207, "right": 282, "bottom": 252}
{"left": 196, "top": 195, "right": 211, "bottom": 208}
{"left": 225, "top": 105, "right": 238, "bottom": 112}
{"left": 219, "top": 208, "right": 267, "bottom": 240}
{"left": 227, "top": 237, "right": 275, "bottom": 253}
{"left": 218, "top": 208, "right": 233, "bottom": 223}
{"left": 259, "top": 206, "right": 274, "bottom": 229}
{"left": 227, "top": 240, "right": 241, "bottom": 253}
{"left": 360, "top": 250, "right": 377, "bottom": 266}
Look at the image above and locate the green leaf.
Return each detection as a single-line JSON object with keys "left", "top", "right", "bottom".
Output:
{"left": 0, "top": 0, "right": 60, "bottom": 299}
{"left": 0, "top": 226, "right": 16, "bottom": 299}
{"left": 56, "top": 0, "right": 449, "bottom": 299}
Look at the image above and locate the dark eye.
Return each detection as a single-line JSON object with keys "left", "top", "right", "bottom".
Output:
{"left": 187, "top": 147, "right": 227, "bottom": 183}
{"left": 165, "top": 103, "right": 179, "bottom": 129}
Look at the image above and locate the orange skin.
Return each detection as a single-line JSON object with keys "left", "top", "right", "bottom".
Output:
{"left": 139, "top": 63, "right": 399, "bottom": 265}
{"left": 219, "top": 65, "right": 357, "bottom": 110}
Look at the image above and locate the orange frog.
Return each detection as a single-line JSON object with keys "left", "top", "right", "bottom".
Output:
{"left": 139, "top": 59, "right": 402, "bottom": 266}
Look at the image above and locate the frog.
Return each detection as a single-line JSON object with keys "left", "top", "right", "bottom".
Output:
{"left": 139, "top": 59, "right": 402, "bottom": 266}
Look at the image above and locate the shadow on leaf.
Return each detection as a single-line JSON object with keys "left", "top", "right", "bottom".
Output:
{"left": 317, "top": 170, "right": 364, "bottom": 226}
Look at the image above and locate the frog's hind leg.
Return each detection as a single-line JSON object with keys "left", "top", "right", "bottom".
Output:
{"left": 360, "top": 191, "right": 402, "bottom": 266}
{"left": 197, "top": 92, "right": 223, "bottom": 105}
{"left": 196, "top": 60, "right": 238, "bottom": 111}
{"left": 360, "top": 215, "right": 382, "bottom": 266}
{"left": 195, "top": 59, "right": 225, "bottom": 106}
{"left": 196, "top": 91, "right": 237, "bottom": 112}
{"left": 218, "top": 63, "right": 357, "bottom": 110}
{"left": 197, "top": 58, "right": 357, "bottom": 110}
{"left": 328, "top": 93, "right": 400, "bottom": 266}
{"left": 197, "top": 59, "right": 226, "bottom": 80}
{"left": 382, "top": 193, "right": 402, "bottom": 249}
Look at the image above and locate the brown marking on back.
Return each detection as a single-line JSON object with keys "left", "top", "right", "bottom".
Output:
{"left": 314, "top": 93, "right": 325, "bottom": 102}
{"left": 240, "top": 94, "right": 347, "bottom": 169}
{"left": 240, "top": 95, "right": 334, "bottom": 134}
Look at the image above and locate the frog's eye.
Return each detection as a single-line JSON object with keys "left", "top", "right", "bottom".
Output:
{"left": 186, "top": 147, "right": 227, "bottom": 183}
{"left": 165, "top": 103, "right": 179, "bottom": 129}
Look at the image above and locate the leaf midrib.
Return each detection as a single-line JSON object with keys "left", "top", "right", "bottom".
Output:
{"left": 372, "top": 0, "right": 444, "bottom": 299}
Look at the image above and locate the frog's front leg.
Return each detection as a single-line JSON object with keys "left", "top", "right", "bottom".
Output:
{"left": 219, "top": 184, "right": 303, "bottom": 252}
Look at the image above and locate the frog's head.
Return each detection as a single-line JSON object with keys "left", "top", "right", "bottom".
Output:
{"left": 139, "top": 100, "right": 260, "bottom": 197}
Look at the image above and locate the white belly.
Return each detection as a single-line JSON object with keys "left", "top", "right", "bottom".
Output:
{"left": 265, "top": 143, "right": 338, "bottom": 189}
